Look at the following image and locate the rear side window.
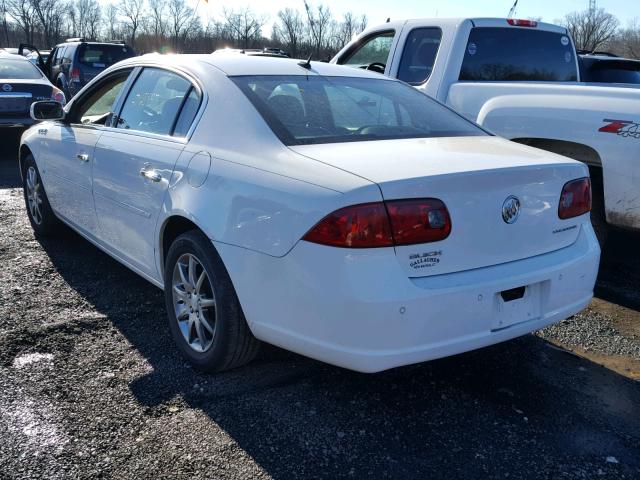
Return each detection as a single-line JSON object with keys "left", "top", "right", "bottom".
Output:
{"left": 77, "top": 44, "right": 135, "bottom": 68}
{"left": 460, "top": 27, "right": 578, "bottom": 82}
{"left": 117, "top": 68, "right": 199, "bottom": 136}
{"left": 397, "top": 28, "right": 442, "bottom": 85}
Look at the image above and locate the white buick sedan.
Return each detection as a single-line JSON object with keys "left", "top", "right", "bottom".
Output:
{"left": 20, "top": 55, "right": 600, "bottom": 373}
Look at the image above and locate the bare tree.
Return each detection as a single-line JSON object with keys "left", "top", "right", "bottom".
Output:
{"left": 6, "top": 0, "right": 37, "bottom": 44}
{"left": 222, "top": 7, "right": 266, "bottom": 49}
{"left": 105, "top": 4, "right": 119, "bottom": 40}
{"left": 275, "top": 8, "right": 305, "bottom": 57}
{"left": 118, "top": 0, "right": 145, "bottom": 48}
{"left": 563, "top": 8, "right": 619, "bottom": 52}
{"left": 615, "top": 19, "right": 640, "bottom": 58}
{"left": 167, "top": 0, "right": 197, "bottom": 51}
{"left": 304, "top": 1, "right": 332, "bottom": 58}
{"left": 148, "top": 0, "right": 167, "bottom": 39}
{"left": 1, "top": 0, "right": 11, "bottom": 45}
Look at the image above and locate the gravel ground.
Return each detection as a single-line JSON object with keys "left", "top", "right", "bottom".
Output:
{"left": 1, "top": 146, "right": 639, "bottom": 479}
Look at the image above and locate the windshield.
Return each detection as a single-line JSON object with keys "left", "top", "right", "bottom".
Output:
{"left": 232, "top": 75, "right": 486, "bottom": 146}
{"left": 0, "top": 58, "right": 43, "bottom": 79}
{"left": 78, "top": 44, "right": 135, "bottom": 67}
{"left": 460, "top": 27, "right": 578, "bottom": 82}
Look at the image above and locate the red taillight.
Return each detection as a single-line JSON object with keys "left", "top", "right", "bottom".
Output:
{"left": 507, "top": 19, "right": 538, "bottom": 27}
{"left": 559, "top": 177, "right": 591, "bottom": 219}
{"left": 386, "top": 199, "right": 451, "bottom": 245}
{"left": 70, "top": 68, "right": 81, "bottom": 81}
{"left": 303, "top": 202, "right": 393, "bottom": 248}
{"left": 302, "top": 199, "right": 451, "bottom": 248}
{"left": 51, "top": 86, "right": 65, "bottom": 104}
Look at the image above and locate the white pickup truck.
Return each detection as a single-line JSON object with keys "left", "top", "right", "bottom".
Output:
{"left": 332, "top": 18, "right": 640, "bottom": 240}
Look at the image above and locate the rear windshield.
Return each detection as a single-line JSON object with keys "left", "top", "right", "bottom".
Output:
{"left": 460, "top": 27, "right": 578, "bottom": 82}
{"left": 583, "top": 60, "right": 640, "bottom": 84}
{"left": 0, "top": 58, "right": 43, "bottom": 79}
{"left": 77, "top": 44, "right": 135, "bottom": 68}
{"left": 232, "top": 75, "right": 486, "bottom": 146}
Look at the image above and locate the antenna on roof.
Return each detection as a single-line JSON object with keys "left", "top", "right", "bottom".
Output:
{"left": 508, "top": 0, "right": 518, "bottom": 18}
{"left": 298, "top": 54, "right": 312, "bottom": 70}
{"left": 386, "top": 17, "right": 390, "bottom": 23}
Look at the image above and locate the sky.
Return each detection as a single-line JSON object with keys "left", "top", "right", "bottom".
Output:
{"left": 184, "top": 0, "right": 640, "bottom": 31}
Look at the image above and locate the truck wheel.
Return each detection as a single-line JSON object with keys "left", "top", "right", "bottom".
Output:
{"left": 164, "top": 230, "right": 260, "bottom": 372}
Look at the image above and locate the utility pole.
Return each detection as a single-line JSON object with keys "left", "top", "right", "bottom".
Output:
{"left": 589, "top": 0, "right": 596, "bottom": 13}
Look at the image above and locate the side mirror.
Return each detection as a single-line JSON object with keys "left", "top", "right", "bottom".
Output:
{"left": 30, "top": 101, "right": 65, "bottom": 121}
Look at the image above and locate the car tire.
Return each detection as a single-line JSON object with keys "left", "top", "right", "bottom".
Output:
{"left": 164, "top": 230, "right": 260, "bottom": 372}
{"left": 22, "top": 154, "right": 61, "bottom": 236}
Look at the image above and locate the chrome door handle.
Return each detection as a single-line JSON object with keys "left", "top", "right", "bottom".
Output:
{"left": 140, "top": 166, "right": 162, "bottom": 182}
{"left": 76, "top": 153, "right": 89, "bottom": 162}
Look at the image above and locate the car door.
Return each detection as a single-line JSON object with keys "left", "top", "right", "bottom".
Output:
{"left": 39, "top": 68, "right": 133, "bottom": 235}
{"left": 92, "top": 67, "right": 202, "bottom": 278}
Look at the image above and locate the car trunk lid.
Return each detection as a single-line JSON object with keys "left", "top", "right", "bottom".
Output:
{"left": 291, "top": 136, "right": 588, "bottom": 277}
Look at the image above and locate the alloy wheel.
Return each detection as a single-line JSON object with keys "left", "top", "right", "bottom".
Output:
{"left": 171, "top": 253, "right": 217, "bottom": 353}
{"left": 26, "top": 166, "right": 43, "bottom": 225}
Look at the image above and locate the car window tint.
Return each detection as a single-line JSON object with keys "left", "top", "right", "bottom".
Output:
{"left": 233, "top": 75, "right": 485, "bottom": 146}
{"left": 340, "top": 31, "right": 394, "bottom": 67}
{"left": 0, "top": 59, "right": 42, "bottom": 79}
{"left": 117, "top": 68, "right": 192, "bottom": 136}
{"left": 77, "top": 72, "right": 130, "bottom": 125}
{"left": 173, "top": 88, "right": 202, "bottom": 137}
{"left": 397, "top": 28, "right": 442, "bottom": 85}
{"left": 460, "top": 28, "right": 578, "bottom": 82}
{"left": 77, "top": 44, "right": 135, "bottom": 68}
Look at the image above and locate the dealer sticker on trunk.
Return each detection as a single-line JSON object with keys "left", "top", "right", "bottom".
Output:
{"left": 409, "top": 250, "right": 442, "bottom": 270}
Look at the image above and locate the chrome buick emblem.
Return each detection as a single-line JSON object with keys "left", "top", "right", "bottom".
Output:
{"left": 2, "top": 84, "right": 12, "bottom": 92}
{"left": 502, "top": 196, "right": 521, "bottom": 224}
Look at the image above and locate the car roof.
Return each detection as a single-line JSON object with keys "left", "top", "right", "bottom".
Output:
{"left": 124, "top": 54, "right": 395, "bottom": 80}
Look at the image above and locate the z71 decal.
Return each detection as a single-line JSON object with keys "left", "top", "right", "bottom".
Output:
{"left": 599, "top": 119, "right": 640, "bottom": 139}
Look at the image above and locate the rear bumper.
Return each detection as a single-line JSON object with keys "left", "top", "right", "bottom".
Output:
{"left": 216, "top": 222, "right": 600, "bottom": 373}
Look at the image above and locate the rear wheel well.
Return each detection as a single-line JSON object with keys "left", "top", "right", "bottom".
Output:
{"left": 161, "top": 216, "right": 203, "bottom": 272}
{"left": 511, "top": 138, "right": 602, "bottom": 168}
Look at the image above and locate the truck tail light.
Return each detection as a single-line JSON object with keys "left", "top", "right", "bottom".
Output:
{"left": 303, "top": 199, "right": 451, "bottom": 248}
{"left": 507, "top": 19, "right": 538, "bottom": 28}
{"left": 51, "top": 86, "right": 66, "bottom": 105}
{"left": 558, "top": 178, "right": 591, "bottom": 219}
{"left": 70, "top": 68, "right": 81, "bottom": 82}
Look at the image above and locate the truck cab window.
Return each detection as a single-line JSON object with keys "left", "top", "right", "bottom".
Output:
{"left": 339, "top": 31, "right": 395, "bottom": 74}
{"left": 398, "top": 28, "right": 443, "bottom": 85}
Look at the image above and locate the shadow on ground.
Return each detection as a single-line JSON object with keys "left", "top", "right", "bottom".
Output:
{"left": 32, "top": 225, "right": 640, "bottom": 479}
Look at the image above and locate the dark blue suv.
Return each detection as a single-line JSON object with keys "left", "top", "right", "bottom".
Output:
{"left": 37, "top": 39, "right": 136, "bottom": 99}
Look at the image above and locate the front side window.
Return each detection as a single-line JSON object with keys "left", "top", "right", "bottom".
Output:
{"left": 460, "top": 27, "right": 578, "bottom": 82}
{"left": 0, "top": 59, "right": 43, "bottom": 79}
{"left": 339, "top": 31, "right": 395, "bottom": 70}
{"left": 116, "top": 68, "right": 197, "bottom": 136}
{"left": 75, "top": 71, "right": 131, "bottom": 125}
{"left": 232, "top": 75, "right": 485, "bottom": 146}
{"left": 397, "top": 28, "right": 442, "bottom": 85}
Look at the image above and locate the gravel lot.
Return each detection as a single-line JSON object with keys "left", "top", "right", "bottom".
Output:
{"left": 0, "top": 140, "right": 639, "bottom": 479}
